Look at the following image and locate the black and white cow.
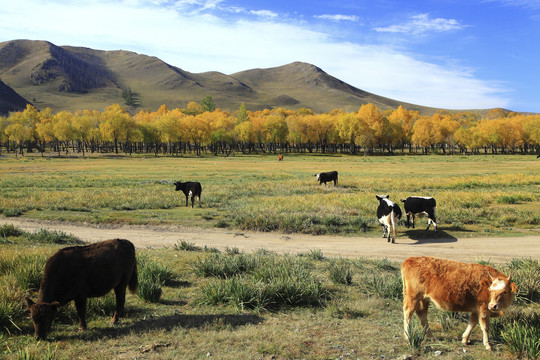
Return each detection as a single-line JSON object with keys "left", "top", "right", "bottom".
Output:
{"left": 315, "top": 171, "right": 338, "bottom": 186}
{"left": 401, "top": 196, "right": 437, "bottom": 231}
{"left": 174, "top": 181, "right": 202, "bottom": 208}
{"left": 376, "top": 195, "right": 402, "bottom": 243}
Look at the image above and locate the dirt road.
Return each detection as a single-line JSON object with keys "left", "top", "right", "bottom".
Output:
{"left": 1, "top": 217, "right": 538, "bottom": 263}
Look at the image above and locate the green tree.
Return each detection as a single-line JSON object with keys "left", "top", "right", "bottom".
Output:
{"left": 200, "top": 96, "right": 216, "bottom": 112}
{"left": 236, "top": 103, "right": 249, "bottom": 124}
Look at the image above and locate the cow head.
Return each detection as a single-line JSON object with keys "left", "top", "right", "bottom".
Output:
{"left": 25, "top": 297, "right": 60, "bottom": 340}
{"left": 173, "top": 181, "right": 181, "bottom": 191}
{"left": 315, "top": 173, "right": 320, "bottom": 181}
{"left": 487, "top": 276, "right": 518, "bottom": 311}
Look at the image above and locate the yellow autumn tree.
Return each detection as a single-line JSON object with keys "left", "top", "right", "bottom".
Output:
{"left": 412, "top": 115, "right": 435, "bottom": 154}
{"left": 100, "top": 104, "right": 133, "bottom": 154}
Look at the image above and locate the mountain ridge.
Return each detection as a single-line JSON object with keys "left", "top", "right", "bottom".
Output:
{"left": 0, "top": 39, "right": 486, "bottom": 115}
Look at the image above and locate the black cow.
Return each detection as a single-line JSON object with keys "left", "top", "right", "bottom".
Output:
{"left": 376, "top": 195, "right": 402, "bottom": 243}
{"left": 401, "top": 196, "right": 437, "bottom": 231}
{"left": 174, "top": 181, "right": 202, "bottom": 208}
{"left": 315, "top": 171, "right": 338, "bottom": 186}
{"left": 25, "top": 239, "right": 138, "bottom": 339}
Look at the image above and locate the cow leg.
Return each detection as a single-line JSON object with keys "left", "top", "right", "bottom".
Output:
{"left": 112, "top": 285, "right": 127, "bottom": 324}
{"left": 381, "top": 224, "right": 387, "bottom": 238}
{"left": 191, "top": 196, "right": 194, "bottom": 208}
{"left": 416, "top": 299, "right": 433, "bottom": 338}
{"left": 462, "top": 312, "right": 478, "bottom": 346}
{"left": 74, "top": 297, "right": 88, "bottom": 331}
{"left": 185, "top": 195, "right": 189, "bottom": 207}
{"left": 478, "top": 314, "right": 492, "bottom": 351}
{"left": 411, "top": 214, "right": 415, "bottom": 229}
{"left": 405, "top": 214, "right": 411, "bottom": 228}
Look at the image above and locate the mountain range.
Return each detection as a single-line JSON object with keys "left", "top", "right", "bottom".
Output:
{"left": 0, "top": 39, "right": 473, "bottom": 116}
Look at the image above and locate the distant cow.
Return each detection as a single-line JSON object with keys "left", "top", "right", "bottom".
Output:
{"left": 174, "top": 181, "right": 202, "bottom": 208}
{"left": 401, "top": 256, "right": 517, "bottom": 351}
{"left": 401, "top": 196, "right": 437, "bottom": 231}
{"left": 376, "top": 195, "right": 402, "bottom": 243}
{"left": 315, "top": 171, "right": 338, "bottom": 186}
{"left": 278, "top": 154, "right": 283, "bottom": 161}
{"left": 25, "top": 239, "right": 138, "bottom": 339}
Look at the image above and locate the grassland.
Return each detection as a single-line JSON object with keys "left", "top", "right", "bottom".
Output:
{"left": 0, "top": 153, "right": 539, "bottom": 359}
{"left": 1, "top": 230, "right": 539, "bottom": 360}
{"left": 0, "top": 153, "right": 538, "bottom": 238}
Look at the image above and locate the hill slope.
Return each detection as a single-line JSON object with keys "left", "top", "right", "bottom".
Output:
{"left": 0, "top": 79, "right": 31, "bottom": 115}
{"left": 0, "top": 39, "right": 438, "bottom": 114}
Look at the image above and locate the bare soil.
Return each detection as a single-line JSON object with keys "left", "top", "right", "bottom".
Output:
{"left": 1, "top": 217, "right": 538, "bottom": 263}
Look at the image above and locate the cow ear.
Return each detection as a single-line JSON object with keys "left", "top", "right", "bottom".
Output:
{"left": 510, "top": 282, "right": 518, "bottom": 293}
{"left": 25, "top": 297, "right": 35, "bottom": 308}
{"left": 376, "top": 195, "right": 381, "bottom": 200}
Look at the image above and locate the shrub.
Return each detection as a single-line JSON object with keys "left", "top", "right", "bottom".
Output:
{"left": 137, "top": 256, "right": 174, "bottom": 302}
{"left": 192, "top": 253, "right": 257, "bottom": 278}
{"left": 363, "top": 273, "right": 402, "bottom": 300}
{"left": 174, "top": 240, "right": 201, "bottom": 252}
{"left": 16, "top": 345, "right": 57, "bottom": 360}
{"left": 196, "top": 254, "right": 329, "bottom": 310}
{"left": 499, "top": 311, "right": 540, "bottom": 360}
{"left": 87, "top": 293, "right": 117, "bottom": 319}
{"left": 0, "top": 279, "right": 26, "bottom": 334}
{"left": 0, "top": 224, "right": 24, "bottom": 238}
{"left": 25, "top": 229, "right": 83, "bottom": 245}
{"left": 10, "top": 254, "right": 47, "bottom": 291}
{"left": 328, "top": 260, "right": 353, "bottom": 285}
{"left": 404, "top": 317, "right": 428, "bottom": 350}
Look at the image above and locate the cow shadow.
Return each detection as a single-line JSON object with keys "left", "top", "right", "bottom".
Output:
{"left": 52, "top": 313, "right": 264, "bottom": 341}
{"left": 402, "top": 229, "right": 458, "bottom": 244}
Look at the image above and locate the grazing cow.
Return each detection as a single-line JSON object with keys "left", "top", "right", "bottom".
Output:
{"left": 401, "top": 256, "right": 517, "bottom": 351}
{"left": 376, "top": 195, "right": 402, "bottom": 243}
{"left": 278, "top": 154, "right": 283, "bottom": 161}
{"left": 315, "top": 171, "right": 338, "bottom": 186}
{"left": 174, "top": 181, "right": 202, "bottom": 208}
{"left": 401, "top": 196, "right": 437, "bottom": 231}
{"left": 25, "top": 239, "right": 138, "bottom": 340}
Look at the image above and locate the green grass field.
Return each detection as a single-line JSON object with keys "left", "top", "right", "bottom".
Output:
{"left": 1, "top": 231, "right": 539, "bottom": 360}
{"left": 0, "top": 152, "right": 539, "bottom": 359}
{"left": 0, "top": 153, "right": 539, "bottom": 237}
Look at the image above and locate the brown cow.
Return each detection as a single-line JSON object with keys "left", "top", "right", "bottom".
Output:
{"left": 25, "top": 239, "right": 138, "bottom": 339}
{"left": 401, "top": 256, "right": 517, "bottom": 350}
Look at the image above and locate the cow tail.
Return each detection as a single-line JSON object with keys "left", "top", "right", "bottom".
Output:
{"left": 128, "top": 260, "right": 138, "bottom": 294}
{"left": 391, "top": 210, "right": 398, "bottom": 240}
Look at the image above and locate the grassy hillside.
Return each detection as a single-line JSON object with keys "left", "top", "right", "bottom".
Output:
{"left": 0, "top": 39, "right": 445, "bottom": 114}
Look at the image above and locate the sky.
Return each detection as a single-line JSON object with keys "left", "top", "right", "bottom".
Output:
{"left": 1, "top": 0, "right": 539, "bottom": 112}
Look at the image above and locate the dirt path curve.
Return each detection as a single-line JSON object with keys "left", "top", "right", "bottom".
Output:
{"left": 1, "top": 218, "right": 538, "bottom": 263}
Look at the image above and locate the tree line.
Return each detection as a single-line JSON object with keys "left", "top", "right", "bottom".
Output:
{"left": 1, "top": 99, "right": 539, "bottom": 157}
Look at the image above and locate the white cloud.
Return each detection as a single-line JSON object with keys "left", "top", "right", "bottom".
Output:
{"left": 374, "top": 14, "right": 467, "bottom": 35}
{"left": 250, "top": 10, "right": 279, "bottom": 18}
{"left": 483, "top": 0, "right": 540, "bottom": 10}
{"left": 0, "top": 0, "right": 508, "bottom": 109}
{"left": 314, "top": 14, "right": 359, "bottom": 22}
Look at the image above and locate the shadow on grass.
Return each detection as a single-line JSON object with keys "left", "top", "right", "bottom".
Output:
{"left": 402, "top": 229, "right": 459, "bottom": 244}
{"left": 52, "top": 313, "right": 265, "bottom": 341}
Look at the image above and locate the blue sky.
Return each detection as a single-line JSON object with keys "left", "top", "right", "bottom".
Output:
{"left": 1, "top": 0, "right": 539, "bottom": 112}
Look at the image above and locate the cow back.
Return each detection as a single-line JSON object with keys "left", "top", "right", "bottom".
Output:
{"left": 401, "top": 257, "right": 503, "bottom": 312}
{"left": 39, "top": 239, "right": 137, "bottom": 304}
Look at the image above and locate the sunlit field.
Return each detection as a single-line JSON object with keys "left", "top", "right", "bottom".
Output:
{"left": 0, "top": 153, "right": 538, "bottom": 237}
{"left": 1, "top": 230, "right": 539, "bottom": 360}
